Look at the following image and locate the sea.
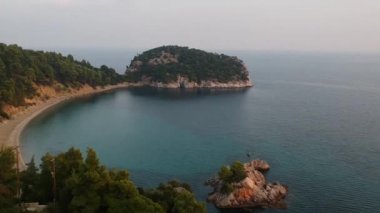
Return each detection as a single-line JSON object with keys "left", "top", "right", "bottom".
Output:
{"left": 21, "top": 49, "right": 380, "bottom": 212}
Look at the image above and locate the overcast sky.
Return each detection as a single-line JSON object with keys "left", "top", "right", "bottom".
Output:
{"left": 1, "top": 0, "right": 380, "bottom": 52}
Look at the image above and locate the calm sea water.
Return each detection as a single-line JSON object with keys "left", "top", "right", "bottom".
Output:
{"left": 21, "top": 52, "right": 380, "bottom": 212}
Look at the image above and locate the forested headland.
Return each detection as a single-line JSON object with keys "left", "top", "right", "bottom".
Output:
{"left": 0, "top": 43, "right": 124, "bottom": 119}
{"left": 125, "top": 46, "right": 251, "bottom": 86}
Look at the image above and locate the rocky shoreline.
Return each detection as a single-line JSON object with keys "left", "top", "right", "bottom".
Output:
{"left": 129, "top": 76, "right": 253, "bottom": 89}
{"left": 207, "top": 160, "right": 288, "bottom": 209}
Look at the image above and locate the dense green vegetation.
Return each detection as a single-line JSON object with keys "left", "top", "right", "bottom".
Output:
{"left": 0, "top": 147, "right": 17, "bottom": 213}
{"left": 0, "top": 43, "right": 124, "bottom": 119}
{"left": 218, "top": 161, "right": 247, "bottom": 194}
{"left": 0, "top": 147, "right": 206, "bottom": 213}
{"left": 126, "top": 46, "right": 249, "bottom": 84}
{"left": 141, "top": 180, "right": 206, "bottom": 212}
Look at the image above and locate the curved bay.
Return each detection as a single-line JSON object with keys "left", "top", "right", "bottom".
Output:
{"left": 22, "top": 53, "right": 380, "bottom": 212}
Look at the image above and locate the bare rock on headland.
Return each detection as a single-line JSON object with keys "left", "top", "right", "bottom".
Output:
{"left": 248, "top": 159, "right": 270, "bottom": 172}
{"left": 207, "top": 160, "right": 288, "bottom": 209}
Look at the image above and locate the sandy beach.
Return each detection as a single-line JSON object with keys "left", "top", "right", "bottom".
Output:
{"left": 0, "top": 83, "right": 130, "bottom": 169}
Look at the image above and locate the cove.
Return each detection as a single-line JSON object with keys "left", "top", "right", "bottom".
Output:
{"left": 21, "top": 53, "right": 380, "bottom": 212}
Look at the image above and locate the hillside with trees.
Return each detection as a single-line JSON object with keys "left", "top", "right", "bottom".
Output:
{"left": 125, "top": 46, "right": 251, "bottom": 87}
{"left": 0, "top": 43, "right": 124, "bottom": 119}
{"left": 0, "top": 147, "right": 206, "bottom": 213}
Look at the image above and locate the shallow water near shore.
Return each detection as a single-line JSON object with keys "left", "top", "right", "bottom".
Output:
{"left": 21, "top": 52, "right": 380, "bottom": 212}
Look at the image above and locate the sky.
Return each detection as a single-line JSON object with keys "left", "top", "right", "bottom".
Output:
{"left": 1, "top": 0, "right": 380, "bottom": 53}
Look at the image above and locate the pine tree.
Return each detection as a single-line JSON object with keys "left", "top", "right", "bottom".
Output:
{"left": 21, "top": 156, "right": 39, "bottom": 202}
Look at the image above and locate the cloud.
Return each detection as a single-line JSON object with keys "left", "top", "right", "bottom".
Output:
{"left": 1, "top": 0, "right": 379, "bottom": 52}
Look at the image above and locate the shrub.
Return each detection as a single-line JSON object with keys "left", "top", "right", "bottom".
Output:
{"left": 220, "top": 183, "right": 234, "bottom": 194}
{"left": 218, "top": 161, "right": 247, "bottom": 184}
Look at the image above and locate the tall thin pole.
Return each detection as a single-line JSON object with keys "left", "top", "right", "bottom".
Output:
{"left": 247, "top": 151, "right": 253, "bottom": 167}
{"left": 15, "top": 147, "right": 20, "bottom": 200}
{"left": 11, "top": 146, "right": 21, "bottom": 206}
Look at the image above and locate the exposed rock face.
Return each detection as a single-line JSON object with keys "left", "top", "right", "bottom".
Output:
{"left": 131, "top": 75, "right": 253, "bottom": 89}
{"left": 207, "top": 160, "right": 288, "bottom": 209}
{"left": 148, "top": 51, "right": 179, "bottom": 65}
{"left": 249, "top": 159, "right": 270, "bottom": 172}
{"left": 128, "top": 60, "right": 143, "bottom": 72}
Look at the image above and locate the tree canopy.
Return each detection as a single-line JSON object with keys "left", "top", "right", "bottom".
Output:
{"left": 0, "top": 147, "right": 206, "bottom": 213}
{"left": 0, "top": 147, "right": 17, "bottom": 213}
{"left": 0, "top": 43, "right": 124, "bottom": 119}
{"left": 218, "top": 161, "right": 247, "bottom": 194}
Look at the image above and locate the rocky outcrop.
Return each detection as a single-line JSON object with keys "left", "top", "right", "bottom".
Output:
{"left": 129, "top": 75, "right": 253, "bottom": 89}
{"left": 207, "top": 160, "right": 288, "bottom": 209}
{"left": 148, "top": 51, "right": 179, "bottom": 65}
{"left": 129, "top": 52, "right": 179, "bottom": 72}
{"left": 249, "top": 159, "right": 270, "bottom": 172}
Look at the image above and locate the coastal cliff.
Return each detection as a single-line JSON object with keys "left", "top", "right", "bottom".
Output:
{"left": 126, "top": 46, "right": 253, "bottom": 88}
{"left": 207, "top": 160, "right": 288, "bottom": 209}
{"left": 129, "top": 76, "right": 252, "bottom": 88}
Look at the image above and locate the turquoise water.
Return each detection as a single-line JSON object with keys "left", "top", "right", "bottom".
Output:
{"left": 22, "top": 52, "right": 380, "bottom": 212}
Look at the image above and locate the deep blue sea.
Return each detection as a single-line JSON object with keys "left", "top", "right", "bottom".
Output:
{"left": 21, "top": 51, "right": 380, "bottom": 212}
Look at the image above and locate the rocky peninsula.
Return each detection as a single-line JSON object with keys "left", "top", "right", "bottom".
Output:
{"left": 125, "top": 46, "right": 253, "bottom": 88}
{"left": 207, "top": 160, "right": 288, "bottom": 209}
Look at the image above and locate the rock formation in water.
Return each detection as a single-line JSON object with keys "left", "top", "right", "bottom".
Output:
{"left": 125, "top": 45, "right": 253, "bottom": 88}
{"left": 206, "top": 160, "right": 288, "bottom": 209}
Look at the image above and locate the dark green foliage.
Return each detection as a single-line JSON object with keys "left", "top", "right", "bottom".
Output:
{"left": 5, "top": 147, "right": 202, "bottom": 213}
{"left": 0, "top": 43, "right": 124, "bottom": 119}
{"left": 126, "top": 45, "right": 249, "bottom": 83}
{"left": 218, "top": 161, "right": 247, "bottom": 184}
{"left": 141, "top": 180, "right": 206, "bottom": 213}
{"left": 37, "top": 147, "right": 84, "bottom": 206}
{"left": 218, "top": 166, "right": 233, "bottom": 182}
{"left": 220, "top": 183, "right": 233, "bottom": 194}
{"left": 33, "top": 148, "right": 163, "bottom": 212}
{"left": 0, "top": 147, "right": 17, "bottom": 212}
{"left": 20, "top": 156, "right": 39, "bottom": 202}
{"left": 218, "top": 161, "right": 247, "bottom": 194}
{"left": 230, "top": 161, "right": 247, "bottom": 183}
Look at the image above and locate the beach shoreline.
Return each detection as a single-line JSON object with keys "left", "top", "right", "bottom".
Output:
{"left": 0, "top": 83, "right": 130, "bottom": 169}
